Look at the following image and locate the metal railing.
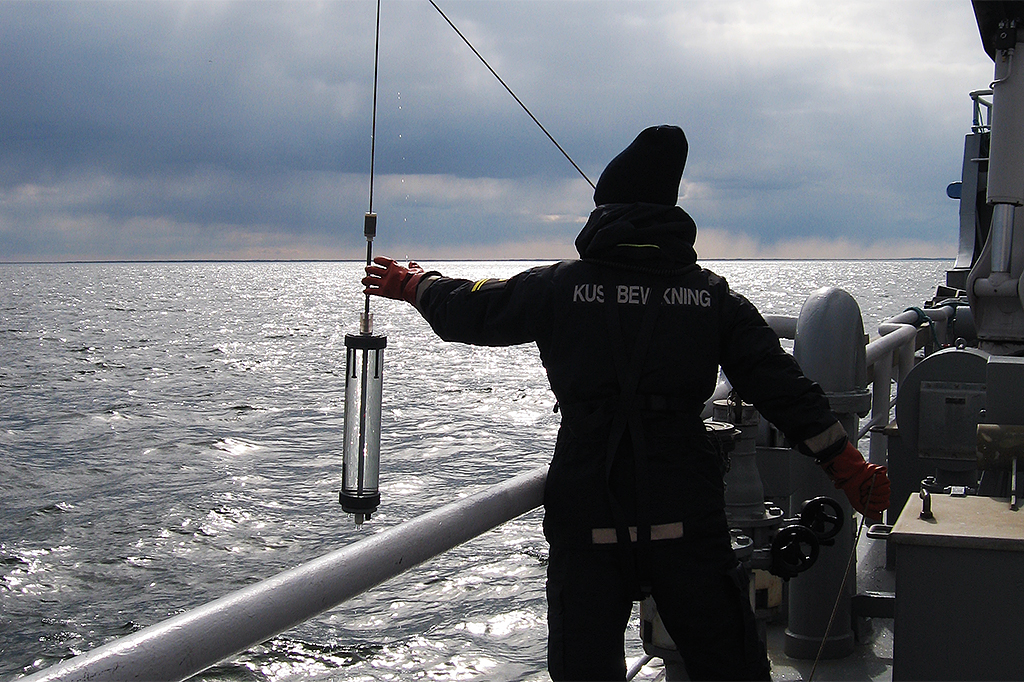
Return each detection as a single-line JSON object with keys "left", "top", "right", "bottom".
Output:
{"left": 863, "top": 305, "right": 954, "bottom": 463}
{"left": 21, "top": 300, "right": 951, "bottom": 682}
{"left": 20, "top": 467, "right": 547, "bottom": 682}
{"left": 971, "top": 89, "right": 993, "bottom": 133}
{"left": 768, "top": 304, "right": 954, "bottom": 465}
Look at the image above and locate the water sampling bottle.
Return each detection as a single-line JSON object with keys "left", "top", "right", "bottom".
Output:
{"left": 340, "top": 212, "right": 387, "bottom": 524}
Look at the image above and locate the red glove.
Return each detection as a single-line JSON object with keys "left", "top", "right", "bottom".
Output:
{"left": 362, "top": 256, "right": 431, "bottom": 304}
{"left": 820, "top": 441, "right": 890, "bottom": 521}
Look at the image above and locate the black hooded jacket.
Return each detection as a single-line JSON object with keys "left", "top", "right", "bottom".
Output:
{"left": 416, "top": 204, "right": 842, "bottom": 547}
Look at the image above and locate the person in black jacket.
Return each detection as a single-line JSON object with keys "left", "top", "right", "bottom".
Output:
{"left": 362, "top": 125, "right": 889, "bottom": 681}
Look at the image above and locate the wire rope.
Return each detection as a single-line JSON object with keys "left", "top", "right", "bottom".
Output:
{"left": 427, "top": 0, "right": 595, "bottom": 189}
{"left": 363, "top": 0, "right": 382, "bottom": 325}
{"left": 807, "top": 474, "right": 880, "bottom": 681}
{"left": 368, "top": 0, "right": 381, "bottom": 215}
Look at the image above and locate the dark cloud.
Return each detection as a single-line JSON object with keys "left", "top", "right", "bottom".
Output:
{"left": 0, "top": 1, "right": 376, "bottom": 178}
{"left": 0, "top": 0, "right": 997, "bottom": 260}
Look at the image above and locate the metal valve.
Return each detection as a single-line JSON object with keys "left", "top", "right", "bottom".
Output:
{"left": 799, "top": 496, "right": 845, "bottom": 545}
{"left": 768, "top": 495, "right": 845, "bottom": 580}
{"left": 769, "top": 524, "right": 820, "bottom": 580}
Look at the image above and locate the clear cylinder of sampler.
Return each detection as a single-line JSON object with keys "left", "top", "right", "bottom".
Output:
{"left": 340, "top": 332, "right": 386, "bottom": 523}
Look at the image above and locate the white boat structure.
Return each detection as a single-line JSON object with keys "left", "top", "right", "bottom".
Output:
{"left": 16, "top": 1, "right": 1024, "bottom": 680}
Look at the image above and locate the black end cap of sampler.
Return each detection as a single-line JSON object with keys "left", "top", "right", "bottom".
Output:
{"left": 340, "top": 491, "right": 381, "bottom": 515}
{"left": 345, "top": 333, "right": 387, "bottom": 350}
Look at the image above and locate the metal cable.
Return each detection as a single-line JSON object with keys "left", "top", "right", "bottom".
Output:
{"left": 364, "top": 0, "right": 382, "bottom": 323}
{"left": 368, "top": 0, "right": 380, "bottom": 214}
{"left": 808, "top": 473, "right": 879, "bottom": 681}
{"left": 427, "top": 0, "right": 595, "bottom": 189}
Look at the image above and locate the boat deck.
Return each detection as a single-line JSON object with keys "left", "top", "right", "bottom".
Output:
{"left": 631, "top": 531, "right": 895, "bottom": 681}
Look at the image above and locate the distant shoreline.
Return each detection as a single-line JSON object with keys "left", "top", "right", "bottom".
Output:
{"left": 0, "top": 257, "right": 955, "bottom": 265}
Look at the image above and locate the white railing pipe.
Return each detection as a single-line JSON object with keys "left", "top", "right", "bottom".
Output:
{"left": 867, "top": 345, "right": 895, "bottom": 464}
{"left": 866, "top": 323, "right": 918, "bottom": 369}
{"left": 862, "top": 305, "right": 955, "bottom": 464}
{"left": 764, "top": 315, "right": 798, "bottom": 339}
{"left": 747, "top": 308, "right": 952, "bottom": 468}
{"left": 765, "top": 310, "right": 912, "bottom": 464}
{"left": 21, "top": 466, "right": 548, "bottom": 682}
{"left": 863, "top": 323, "right": 918, "bottom": 465}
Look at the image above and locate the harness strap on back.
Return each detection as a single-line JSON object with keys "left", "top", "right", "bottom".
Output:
{"left": 601, "top": 272, "right": 662, "bottom": 597}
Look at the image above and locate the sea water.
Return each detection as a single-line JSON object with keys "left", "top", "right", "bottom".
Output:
{"left": 0, "top": 259, "right": 948, "bottom": 681}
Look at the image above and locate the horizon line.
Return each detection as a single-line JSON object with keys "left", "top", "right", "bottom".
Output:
{"left": 0, "top": 256, "right": 955, "bottom": 265}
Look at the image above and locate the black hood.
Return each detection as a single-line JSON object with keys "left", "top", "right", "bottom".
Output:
{"left": 574, "top": 203, "right": 698, "bottom": 272}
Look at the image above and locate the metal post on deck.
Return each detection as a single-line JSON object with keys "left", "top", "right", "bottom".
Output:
{"left": 787, "top": 287, "right": 870, "bottom": 660}
{"left": 21, "top": 466, "right": 547, "bottom": 682}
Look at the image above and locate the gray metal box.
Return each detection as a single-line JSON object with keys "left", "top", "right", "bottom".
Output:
{"left": 986, "top": 355, "right": 1024, "bottom": 425}
{"left": 890, "top": 494, "right": 1024, "bottom": 680}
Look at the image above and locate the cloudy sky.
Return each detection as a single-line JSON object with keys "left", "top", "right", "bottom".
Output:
{"left": 0, "top": 0, "right": 997, "bottom": 262}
